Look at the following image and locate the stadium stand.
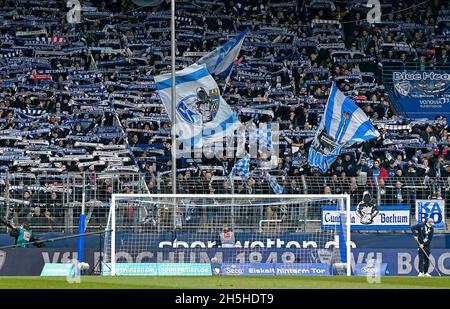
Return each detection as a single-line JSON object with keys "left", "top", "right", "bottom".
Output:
{"left": 0, "top": 0, "right": 448, "bottom": 231}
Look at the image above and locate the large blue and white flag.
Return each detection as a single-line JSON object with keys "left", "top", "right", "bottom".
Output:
{"left": 196, "top": 32, "right": 245, "bottom": 78}
{"left": 308, "top": 83, "right": 380, "bottom": 172}
{"left": 155, "top": 63, "right": 240, "bottom": 147}
{"left": 267, "top": 173, "right": 284, "bottom": 194}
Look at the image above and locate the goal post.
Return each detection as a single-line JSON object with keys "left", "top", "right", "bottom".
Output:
{"left": 104, "top": 194, "right": 352, "bottom": 276}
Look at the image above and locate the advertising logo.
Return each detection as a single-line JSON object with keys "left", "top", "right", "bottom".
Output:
{"left": 221, "top": 264, "right": 245, "bottom": 275}
{"left": 416, "top": 200, "right": 446, "bottom": 229}
{"left": 176, "top": 87, "right": 220, "bottom": 125}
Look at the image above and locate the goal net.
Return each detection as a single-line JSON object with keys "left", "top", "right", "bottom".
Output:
{"left": 103, "top": 194, "right": 351, "bottom": 276}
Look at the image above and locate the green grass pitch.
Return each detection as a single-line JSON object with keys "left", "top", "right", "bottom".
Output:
{"left": 0, "top": 276, "right": 448, "bottom": 289}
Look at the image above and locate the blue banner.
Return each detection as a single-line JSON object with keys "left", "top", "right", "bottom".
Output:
{"left": 352, "top": 249, "right": 450, "bottom": 276}
{"left": 217, "top": 263, "right": 330, "bottom": 276}
{"left": 354, "top": 263, "right": 389, "bottom": 276}
{"left": 0, "top": 248, "right": 95, "bottom": 276}
{"left": 393, "top": 71, "right": 450, "bottom": 118}
{"left": 415, "top": 200, "right": 446, "bottom": 230}
{"left": 275, "top": 263, "right": 330, "bottom": 276}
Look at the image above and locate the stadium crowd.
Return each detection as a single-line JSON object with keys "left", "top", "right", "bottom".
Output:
{"left": 0, "top": 0, "right": 449, "bottom": 227}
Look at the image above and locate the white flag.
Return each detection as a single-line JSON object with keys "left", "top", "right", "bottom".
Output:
{"left": 155, "top": 63, "right": 240, "bottom": 148}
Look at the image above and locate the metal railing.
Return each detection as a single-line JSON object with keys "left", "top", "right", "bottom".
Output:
{"left": 1, "top": 171, "right": 148, "bottom": 232}
{"left": 1, "top": 172, "right": 449, "bottom": 232}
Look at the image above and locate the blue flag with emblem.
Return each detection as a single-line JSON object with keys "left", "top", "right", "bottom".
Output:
{"left": 308, "top": 83, "right": 380, "bottom": 172}
{"left": 155, "top": 63, "right": 240, "bottom": 147}
{"left": 267, "top": 173, "right": 284, "bottom": 194}
{"left": 196, "top": 32, "right": 245, "bottom": 78}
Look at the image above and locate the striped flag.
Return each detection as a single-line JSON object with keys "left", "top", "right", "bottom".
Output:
{"left": 267, "top": 173, "right": 284, "bottom": 194}
{"left": 308, "top": 83, "right": 380, "bottom": 172}
{"left": 196, "top": 32, "right": 245, "bottom": 78}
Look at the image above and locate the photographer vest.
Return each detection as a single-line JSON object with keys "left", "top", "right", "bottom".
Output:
{"left": 220, "top": 231, "right": 235, "bottom": 248}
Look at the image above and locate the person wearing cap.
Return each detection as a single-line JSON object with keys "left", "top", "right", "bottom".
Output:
{"left": 411, "top": 218, "right": 435, "bottom": 277}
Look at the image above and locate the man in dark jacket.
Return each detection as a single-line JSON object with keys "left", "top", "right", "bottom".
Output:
{"left": 411, "top": 218, "right": 434, "bottom": 277}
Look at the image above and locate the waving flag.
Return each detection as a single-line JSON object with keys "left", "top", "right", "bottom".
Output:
{"left": 308, "top": 83, "right": 379, "bottom": 172}
{"left": 155, "top": 63, "right": 240, "bottom": 147}
{"left": 196, "top": 32, "right": 245, "bottom": 78}
{"left": 231, "top": 153, "right": 251, "bottom": 180}
{"left": 267, "top": 173, "right": 284, "bottom": 194}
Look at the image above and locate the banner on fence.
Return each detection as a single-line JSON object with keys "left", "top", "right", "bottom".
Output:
{"left": 415, "top": 200, "right": 446, "bottom": 230}
{"left": 321, "top": 205, "right": 411, "bottom": 230}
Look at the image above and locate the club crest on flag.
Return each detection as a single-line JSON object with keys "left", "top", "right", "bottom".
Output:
{"left": 308, "top": 83, "right": 380, "bottom": 172}
{"left": 312, "top": 125, "right": 339, "bottom": 156}
{"left": 176, "top": 87, "right": 221, "bottom": 125}
{"left": 155, "top": 63, "right": 240, "bottom": 150}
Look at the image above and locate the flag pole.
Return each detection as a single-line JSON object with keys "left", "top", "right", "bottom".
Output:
{"left": 221, "top": 63, "right": 234, "bottom": 94}
{"left": 171, "top": 0, "right": 177, "bottom": 195}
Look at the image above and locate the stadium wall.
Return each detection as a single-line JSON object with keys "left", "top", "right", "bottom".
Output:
{"left": 1, "top": 233, "right": 449, "bottom": 276}
{"left": 0, "top": 232, "right": 449, "bottom": 248}
{"left": 0, "top": 246, "right": 449, "bottom": 276}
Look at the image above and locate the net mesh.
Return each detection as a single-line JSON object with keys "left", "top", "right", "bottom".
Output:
{"left": 103, "top": 194, "right": 350, "bottom": 275}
